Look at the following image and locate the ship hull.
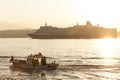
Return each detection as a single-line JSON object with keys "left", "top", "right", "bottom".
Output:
{"left": 28, "top": 34, "right": 117, "bottom": 39}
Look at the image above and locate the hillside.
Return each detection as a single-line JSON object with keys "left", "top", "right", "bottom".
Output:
{"left": 0, "top": 29, "right": 36, "bottom": 38}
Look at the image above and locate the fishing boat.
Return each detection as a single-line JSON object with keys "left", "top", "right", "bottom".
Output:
{"left": 9, "top": 52, "right": 59, "bottom": 70}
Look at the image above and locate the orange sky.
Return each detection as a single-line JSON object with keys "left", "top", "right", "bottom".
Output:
{"left": 0, "top": 0, "right": 120, "bottom": 30}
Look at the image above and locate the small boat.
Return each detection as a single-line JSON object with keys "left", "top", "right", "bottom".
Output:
{"left": 9, "top": 52, "right": 59, "bottom": 70}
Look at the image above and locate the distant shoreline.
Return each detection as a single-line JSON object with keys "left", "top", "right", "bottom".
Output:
{"left": 0, "top": 29, "right": 36, "bottom": 38}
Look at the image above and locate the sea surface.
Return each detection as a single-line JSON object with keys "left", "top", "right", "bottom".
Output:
{"left": 0, "top": 38, "right": 120, "bottom": 80}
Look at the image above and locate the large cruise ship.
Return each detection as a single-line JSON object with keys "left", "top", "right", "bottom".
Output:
{"left": 28, "top": 21, "right": 117, "bottom": 39}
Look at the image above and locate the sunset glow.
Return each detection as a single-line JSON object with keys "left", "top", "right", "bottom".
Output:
{"left": 0, "top": 0, "right": 120, "bottom": 30}
{"left": 96, "top": 39, "right": 117, "bottom": 58}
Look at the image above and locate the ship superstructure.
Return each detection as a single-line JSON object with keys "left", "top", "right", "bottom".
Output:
{"left": 28, "top": 21, "right": 117, "bottom": 39}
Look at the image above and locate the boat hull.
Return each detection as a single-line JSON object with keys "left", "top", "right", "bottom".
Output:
{"left": 11, "top": 59, "right": 58, "bottom": 70}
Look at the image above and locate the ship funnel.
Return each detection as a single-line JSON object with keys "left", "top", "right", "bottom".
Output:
{"left": 86, "top": 21, "right": 92, "bottom": 27}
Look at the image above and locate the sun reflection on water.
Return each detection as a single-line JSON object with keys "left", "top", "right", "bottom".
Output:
{"left": 95, "top": 38, "right": 117, "bottom": 64}
{"left": 97, "top": 39, "right": 117, "bottom": 58}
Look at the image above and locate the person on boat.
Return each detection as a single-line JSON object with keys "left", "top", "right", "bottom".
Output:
{"left": 32, "top": 59, "right": 35, "bottom": 67}
{"left": 32, "top": 56, "right": 40, "bottom": 67}
{"left": 41, "top": 56, "right": 46, "bottom": 65}
{"left": 9, "top": 56, "right": 14, "bottom": 62}
{"left": 36, "top": 52, "right": 46, "bottom": 65}
{"left": 27, "top": 54, "right": 33, "bottom": 61}
{"left": 35, "top": 52, "right": 43, "bottom": 57}
{"left": 38, "top": 52, "right": 43, "bottom": 56}
{"left": 11, "top": 56, "right": 14, "bottom": 60}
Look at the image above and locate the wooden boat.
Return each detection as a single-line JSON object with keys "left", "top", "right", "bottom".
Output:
{"left": 9, "top": 53, "right": 59, "bottom": 70}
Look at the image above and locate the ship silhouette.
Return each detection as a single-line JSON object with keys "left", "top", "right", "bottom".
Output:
{"left": 28, "top": 21, "right": 117, "bottom": 39}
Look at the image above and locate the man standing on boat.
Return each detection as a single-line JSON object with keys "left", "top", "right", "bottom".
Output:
{"left": 37, "top": 52, "right": 43, "bottom": 57}
{"left": 35, "top": 52, "right": 46, "bottom": 65}
{"left": 41, "top": 56, "right": 46, "bottom": 65}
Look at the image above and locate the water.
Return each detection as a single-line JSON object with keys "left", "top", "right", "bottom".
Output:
{"left": 0, "top": 38, "right": 120, "bottom": 80}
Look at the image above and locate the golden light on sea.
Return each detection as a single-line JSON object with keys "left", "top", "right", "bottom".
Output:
{"left": 94, "top": 38, "right": 117, "bottom": 64}
{"left": 95, "top": 39, "right": 117, "bottom": 58}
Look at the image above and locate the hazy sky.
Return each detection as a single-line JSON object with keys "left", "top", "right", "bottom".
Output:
{"left": 0, "top": 0, "right": 120, "bottom": 30}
